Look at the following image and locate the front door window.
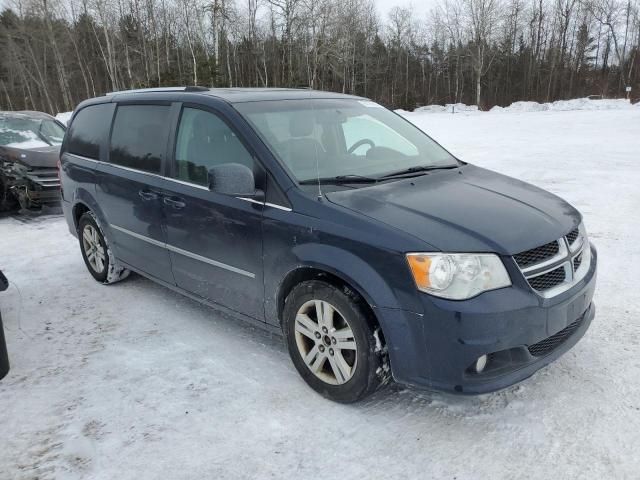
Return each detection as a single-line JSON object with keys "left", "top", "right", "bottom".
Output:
{"left": 174, "top": 108, "right": 254, "bottom": 186}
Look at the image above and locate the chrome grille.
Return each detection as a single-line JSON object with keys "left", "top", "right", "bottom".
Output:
{"left": 566, "top": 227, "right": 580, "bottom": 246}
{"left": 528, "top": 267, "right": 566, "bottom": 291}
{"left": 513, "top": 241, "right": 560, "bottom": 268}
{"left": 573, "top": 252, "right": 583, "bottom": 271}
{"left": 26, "top": 168, "right": 60, "bottom": 189}
{"left": 513, "top": 225, "right": 589, "bottom": 297}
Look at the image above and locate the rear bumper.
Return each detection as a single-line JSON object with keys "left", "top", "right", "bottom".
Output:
{"left": 379, "top": 244, "right": 598, "bottom": 394}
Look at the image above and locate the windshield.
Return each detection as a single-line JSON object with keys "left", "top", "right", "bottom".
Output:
{"left": 0, "top": 115, "right": 66, "bottom": 148}
{"left": 235, "top": 99, "right": 458, "bottom": 183}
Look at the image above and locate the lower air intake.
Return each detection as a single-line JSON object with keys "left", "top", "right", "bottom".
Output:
{"left": 527, "top": 314, "right": 585, "bottom": 357}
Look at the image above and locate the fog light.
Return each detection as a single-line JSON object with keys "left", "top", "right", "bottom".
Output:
{"left": 475, "top": 355, "right": 488, "bottom": 373}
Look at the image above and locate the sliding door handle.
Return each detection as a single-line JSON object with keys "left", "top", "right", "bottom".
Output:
{"left": 163, "top": 196, "right": 186, "bottom": 209}
{"left": 138, "top": 190, "right": 158, "bottom": 201}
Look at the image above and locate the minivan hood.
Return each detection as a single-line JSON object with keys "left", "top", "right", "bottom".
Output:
{"left": 325, "top": 165, "right": 580, "bottom": 255}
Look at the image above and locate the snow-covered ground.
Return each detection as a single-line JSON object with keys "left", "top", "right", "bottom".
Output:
{"left": 1, "top": 106, "right": 640, "bottom": 479}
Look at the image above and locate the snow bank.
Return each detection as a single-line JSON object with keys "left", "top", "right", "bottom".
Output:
{"left": 415, "top": 105, "right": 447, "bottom": 113}
{"left": 490, "top": 101, "right": 548, "bottom": 113}
{"left": 539, "top": 97, "right": 631, "bottom": 112}
{"left": 415, "top": 103, "right": 479, "bottom": 114}
{"left": 413, "top": 97, "right": 633, "bottom": 114}
{"left": 55, "top": 111, "right": 72, "bottom": 125}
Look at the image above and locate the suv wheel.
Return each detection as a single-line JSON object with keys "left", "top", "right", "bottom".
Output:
{"left": 283, "top": 280, "right": 383, "bottom": 403}
{"left": 78, "top": 211, "right": 129, "bottom": 284}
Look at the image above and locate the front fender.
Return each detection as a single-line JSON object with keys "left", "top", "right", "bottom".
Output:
{"left": 290, "top": 243, "right": 403, "bottom": 310}
{"left": 265, "top": 239, "right": 424, "bottom": 327}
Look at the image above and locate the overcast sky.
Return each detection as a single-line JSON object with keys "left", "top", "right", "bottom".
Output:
{"left": 0, "top": 0, "right": 437, "bottom": 22}
{"left": 374, "top": 0, "right": 436, "bottom": 20}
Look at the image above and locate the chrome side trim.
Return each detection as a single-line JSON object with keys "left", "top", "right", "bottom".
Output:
{"left": 165, "top": 177, "right": 209, "bottom": 191}
{"left": 66, "top": 154, "right": 293, "bottom": 211}
{"left": 110, "top": 224, "right": 255, "bottom": 278}
{"left": 67, "top": 153, "right": 167, "bottom": 181}
{"left": 66, "top": 152, "right": 101, "bottom": 164}
{"left": 237, "top": 197, "right": 293, "bottom": 211}
{"left": 102, "top": 161, "right": 166, "bottom": 180}
{"left": 165, "top": 244, "right": 255, "bottom": 278}
{"left": 237, "top": 197, "right": 263, "bottom": 206}
{"left": 111, "top": 224, "right": 165, "bottom": 248}
{"left": 265, "top": 202, "right": 293, "bottom": 212}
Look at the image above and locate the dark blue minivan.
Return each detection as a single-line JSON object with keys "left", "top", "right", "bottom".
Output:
{"left": 60, "top": 87, "right": 597, "bottom": 402}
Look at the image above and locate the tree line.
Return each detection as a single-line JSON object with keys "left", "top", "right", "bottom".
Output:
{"left": 0, "top": 0, "right": 638, "bottom": 115}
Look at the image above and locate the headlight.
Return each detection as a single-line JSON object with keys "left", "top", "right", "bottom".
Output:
{"left": 406, "top": 253, "right": 511, "bottom": 300}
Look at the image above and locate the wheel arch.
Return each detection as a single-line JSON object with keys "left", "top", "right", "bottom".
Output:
{"left": 274, "top": 244, "right": 408, "bottom": 347}
{"left": 69, "top": 188, "right": 108, "bottom": 232}
{"left": 276, "top": 259, "right": 394, "bottom": 388}
{"left": 72, "top": 201, "right": 91, "bottom": 230}
{"left": 277, "top": 266, "right": 378, "bottom": 324}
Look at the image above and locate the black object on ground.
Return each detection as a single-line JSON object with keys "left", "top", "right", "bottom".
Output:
{"left": 0, "top": 270, "right": 9, "bottom": 380}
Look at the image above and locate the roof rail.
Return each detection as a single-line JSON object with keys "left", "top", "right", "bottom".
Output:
{"left": 107, "top": 86, "right": 209, "bottom": 95}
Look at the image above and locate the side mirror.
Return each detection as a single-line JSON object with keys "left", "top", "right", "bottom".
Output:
{"left": 208, "top": 163, "right": 259, "bottom": 197}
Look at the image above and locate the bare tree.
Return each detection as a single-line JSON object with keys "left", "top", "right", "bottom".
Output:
{"left": 0, "top": 0, "right": 638, "bottom": 113}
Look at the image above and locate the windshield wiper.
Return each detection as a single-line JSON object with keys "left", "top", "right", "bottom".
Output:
{"left": 299, "top": 174, "right": 379, "bottom": 185}
{"left": 299, "top": 166, "right": 459, "bottom": 185}
{"left": 36, "top": 123, "right": 53, "bottom": 146}
{"left": 378, "top": 164, "right": 459, "bottom": 179}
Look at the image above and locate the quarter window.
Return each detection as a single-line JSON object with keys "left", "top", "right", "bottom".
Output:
{"left": 66, "top": 104, "right": 112, "bottom": 159}
{"left": 174, "top": 108, "right": 253, "bottom": 186}
{"left": 109, "top": 105, "right": 170, "bottom": 174}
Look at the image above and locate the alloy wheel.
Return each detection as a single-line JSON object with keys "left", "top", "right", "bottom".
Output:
{"left": 294, "top": 299, "right": 358, "bottom": 385}
{"left": 82, "top": 224, "right": 106, "bottom": 274}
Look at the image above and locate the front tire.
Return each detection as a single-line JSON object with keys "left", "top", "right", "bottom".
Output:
{"left": 283, "top": 280, "right": 382, "bottom": 403}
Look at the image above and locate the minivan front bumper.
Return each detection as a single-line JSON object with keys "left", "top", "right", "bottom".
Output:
{"left": 379, "top": 244, "right": 597, "bottom": 394}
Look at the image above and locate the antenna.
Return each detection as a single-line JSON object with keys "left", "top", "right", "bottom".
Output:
{"left": 309, "top": 88, "right": 323, "bottom": 201}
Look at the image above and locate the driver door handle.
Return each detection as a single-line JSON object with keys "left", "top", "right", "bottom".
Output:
{"left": 163, "top": 196, "right": 186, "bottom": 209}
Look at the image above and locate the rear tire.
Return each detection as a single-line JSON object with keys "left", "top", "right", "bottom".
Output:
{"left": 283, "top": 280, "right": 382, "bottom": 403}
{"left": 78, "top": 211, "right": 129, "bottom": 284}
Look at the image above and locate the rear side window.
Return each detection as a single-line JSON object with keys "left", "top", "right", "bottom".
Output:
{"left": 66, "top": 104, "right": 112, "bottom": 159}
{"left": 109, "top": 105, "right": 170, "bottom": 174}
